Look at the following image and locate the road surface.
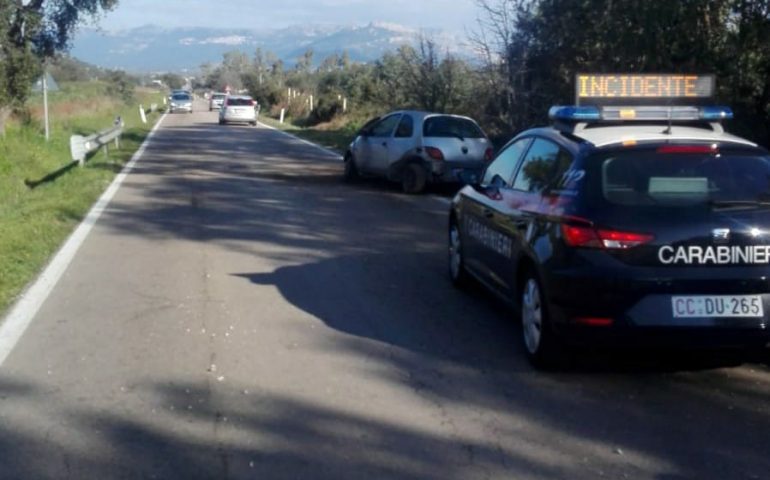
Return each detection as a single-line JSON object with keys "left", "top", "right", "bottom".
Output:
{"left": 1, "top": 102, "right": 769, "bottom": 480}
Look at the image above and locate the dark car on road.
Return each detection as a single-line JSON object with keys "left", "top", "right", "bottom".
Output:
{"left": 449, "top": 75, "right": 770, "bottom": 368}
{"left": 344, "top": 111, "right": 494, "bottom": 193}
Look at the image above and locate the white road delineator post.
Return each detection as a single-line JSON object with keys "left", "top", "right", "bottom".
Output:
{"left": 279, "top": 108, "right": 285, "bottom": 124}
{"left": 139, "top": 105, "right": 147, "bottom": 124}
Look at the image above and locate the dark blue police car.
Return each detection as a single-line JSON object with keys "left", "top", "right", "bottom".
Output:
{"left": 448, "top": 74, "right": 770, "bottom": 367}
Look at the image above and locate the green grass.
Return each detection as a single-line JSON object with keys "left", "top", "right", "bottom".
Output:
{"left": 0, "top": 83, "right": 164, "bottom": 314}
{"left": 260, "top": 116, "right": 356, "bottom": 153}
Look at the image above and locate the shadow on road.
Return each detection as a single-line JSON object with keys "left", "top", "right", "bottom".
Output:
{"left": 18, "top": 120, "right": 765, "bottom": 479}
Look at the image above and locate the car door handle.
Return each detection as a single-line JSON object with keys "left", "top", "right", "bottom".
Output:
{"left": 482, "top": 208, "right": 494, "bottom": 219}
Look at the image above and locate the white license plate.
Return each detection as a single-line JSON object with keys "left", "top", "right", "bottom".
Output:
{"left": 672, "top": 295, "right": 764, "bottom": 318}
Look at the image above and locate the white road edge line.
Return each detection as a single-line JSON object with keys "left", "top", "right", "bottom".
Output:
{"left": 430, "top": 196, "right": 452, "bottom": 206}
{"left": 0, "top": 113, "right": 168, "bottom": 366}
{"left": 258, "top": 121, "right": 342, "bottom": 160}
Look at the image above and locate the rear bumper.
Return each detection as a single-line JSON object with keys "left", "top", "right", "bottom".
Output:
{"left": 170, "top": 105, "right": 192, "bottom": 113}
{"left": 552, "top": 322, "right": 770, "bottom": 349}
{"left": 431, "top": 161, "right": 485, "bottom": 184}
{"left": 545, "top": 269, "right": 770, "bottom": 348}
{"left": 222, "top": 113, "right": 256, "bottom": 123}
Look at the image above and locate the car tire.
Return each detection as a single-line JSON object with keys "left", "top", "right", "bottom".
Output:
{"left": 520, "top": 272, "right": 563, "bottom": 369}
{"left": 448, "top": 219, "right": 470, "bottom": 288}
{"left": 250, "top": 121, "right": 257, "bottom": 127}
{"left": 218, "top": 119, "right": 225, "bottom": 125}
{"left": 401, "top": 163, "right": 427, "bottom": 194}
{"left": 343, "top": 153, "right": 359, "bottom": 182}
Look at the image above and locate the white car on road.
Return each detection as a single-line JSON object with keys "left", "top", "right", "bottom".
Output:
{"left": 219, "top": 95, "right": 258, "bottom": 126}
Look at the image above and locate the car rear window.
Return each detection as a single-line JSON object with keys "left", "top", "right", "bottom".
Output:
{"left": 172, "top": 94, "right": 190, "bottom": 101}
{"left": 584, "top": 147, "right": 770, "bottom": 208}
{"left": 423, "top": 116, "right": 484, "bottom": 139}
{"left": 227, "top": 98, "right": 253, "bottom": 106}
{"left": 213, "top": 94, "right": 226, "bottom": 100}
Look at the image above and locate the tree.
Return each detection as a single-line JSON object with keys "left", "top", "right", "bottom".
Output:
{"left": 160, "top": 73, "right": 184, "bottom": 90}
{"left": 472, "top": 0, "right": 769, "bottom": 146}
{"left": 0, "top": 0, "right": 118, "bottom": 134}
{"left": 395, "top": 37, "right": 473, "bottom": 113}
{"left": 296, "top": 49, "right": 314, "bottom": 73}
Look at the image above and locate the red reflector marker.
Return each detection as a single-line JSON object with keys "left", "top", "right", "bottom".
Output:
{"left": 657, "top": 145, "right": 718, "bottom": 154}
{"left": 573, "top": 317, "right": 614, "bottom": 327}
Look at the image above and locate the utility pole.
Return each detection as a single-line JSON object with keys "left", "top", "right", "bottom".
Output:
{"left": 43, "top": 65, "right": 50, "bottom": 142}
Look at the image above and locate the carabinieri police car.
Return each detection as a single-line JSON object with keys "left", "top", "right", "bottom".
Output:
{"left": 448, "top": 73, "right": 770, "bottom": 368}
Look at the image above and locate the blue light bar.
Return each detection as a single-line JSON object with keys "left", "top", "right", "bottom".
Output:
{"left": 549, "top": 106, "right": 601, "bottom": 122}
{"left": 549, "top": 105, "right": 734, "bottom": 124}
{"left": 700, "top": 106, "right": 733, "bottom": 120}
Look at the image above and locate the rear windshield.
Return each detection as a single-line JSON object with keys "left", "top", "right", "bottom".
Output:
{"left": 212, "top": 94, "right": 226, "bottom": 100}
{"left": 227, "top": 98, "right": 253, "bottom": 106}
{"left": 423, "top": 116, "right": 484, "bottom": 139}
{"left": 584, "top": 147, "right": 770, "bottom": 208}
{"left": 171, "top": 94, "right": 190, "bottom": 101}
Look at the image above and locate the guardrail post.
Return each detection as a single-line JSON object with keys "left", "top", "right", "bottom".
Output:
{"left": 69, "top": 117, "right": 124, "bottom": 167}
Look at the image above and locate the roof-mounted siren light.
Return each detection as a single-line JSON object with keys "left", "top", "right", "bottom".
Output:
{"left": 700, "top": 106, "right": 733, "bottom": 121}
{"left": 548, "top": 106, "right": 602, "bottom": 122}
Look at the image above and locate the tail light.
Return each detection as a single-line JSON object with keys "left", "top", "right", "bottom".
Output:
{"left": 561, "top": 220, "right": 653, "bottom": 249}
{"left": 425, "top": 147, "right": 445, "bottom": 161}
{"left": 573, "top": 317, "right": 614, "bottom": 327}
{"left": 484, "top": 147, "right": 494, "bottom": 162}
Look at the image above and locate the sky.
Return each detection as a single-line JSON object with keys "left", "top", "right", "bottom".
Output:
{"left": 94, "top": 0, "right": 481, "bottom": 32}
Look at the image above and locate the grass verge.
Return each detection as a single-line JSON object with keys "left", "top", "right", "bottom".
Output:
{"left": 259, "top": 115, "right": 356, "bottom": 153}
{"left": 0, "top": 83, "right": 164, "bottom": 315}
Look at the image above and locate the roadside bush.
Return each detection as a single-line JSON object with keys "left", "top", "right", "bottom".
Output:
{"left": 105, "top": 70, "right": 137, "bottom": 104}
{"left": 306, "top": 94, "right": 343, "bottom": 126}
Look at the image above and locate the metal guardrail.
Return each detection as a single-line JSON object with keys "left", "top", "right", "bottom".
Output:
{"left": 69, "top": 117, "right": 124, "bottom": 166}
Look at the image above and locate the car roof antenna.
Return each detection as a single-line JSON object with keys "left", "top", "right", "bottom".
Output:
{"left": 662, "top": 105, "right": 673, "bottom": 135}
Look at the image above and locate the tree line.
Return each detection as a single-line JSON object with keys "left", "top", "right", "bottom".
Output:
{"left": 1, "top": 1, "right": 768, "bottom": 146}
{"left": 197, "top": 0, "right": 769, "bottom": 147}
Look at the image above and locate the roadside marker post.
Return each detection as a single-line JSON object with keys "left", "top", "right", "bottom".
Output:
{"left": 139, "top": 105, "right": 147, "bottom": 124}
{"left": 280, "top": 108, "right": 285, "bottom": 124}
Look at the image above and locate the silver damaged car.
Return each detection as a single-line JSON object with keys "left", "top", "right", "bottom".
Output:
{"left": 343, "top": 111, "right": 494, "bottom": 193}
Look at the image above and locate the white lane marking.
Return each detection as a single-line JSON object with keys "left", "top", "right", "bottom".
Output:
{"left": 0, "top": 113, "right": 168, "bottom": 366}
{"left": 260, "top": 120, "right": 453, "bottom": 209}
{"left": 430, "top": 196, "right": 452, "bottom": 206}
{"left": 258, "top": 121, "right": 342, "bottom": 160}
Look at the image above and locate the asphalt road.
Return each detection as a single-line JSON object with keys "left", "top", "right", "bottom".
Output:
{"left": 1, "top": 102, "right": 769, "bottom": 480}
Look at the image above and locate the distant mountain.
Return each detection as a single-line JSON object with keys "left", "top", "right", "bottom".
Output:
{"left": 70, "top": 23, "right": 473, "bottom": 73}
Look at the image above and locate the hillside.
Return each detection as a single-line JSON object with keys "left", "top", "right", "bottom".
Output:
{"left": 71, "top": 23, "right": 473, "bottom": 72}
